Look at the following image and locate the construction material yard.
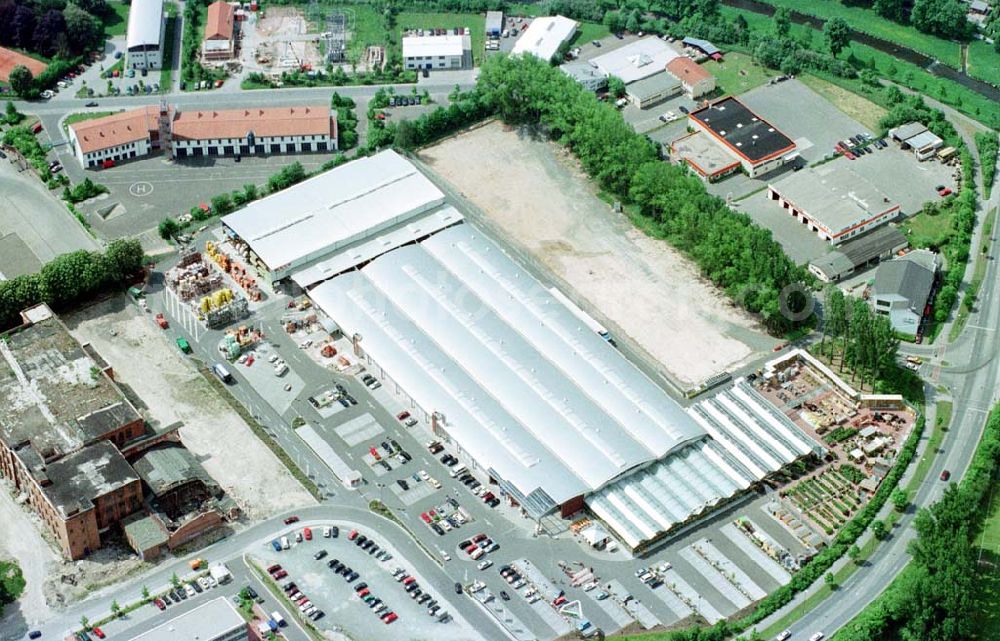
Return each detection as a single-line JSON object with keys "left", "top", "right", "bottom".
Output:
{"left": 419, "top": 122, "right": 774, "bottom": 387}
{"left": 63, "top": 297, "right": 316, "bottom": 520}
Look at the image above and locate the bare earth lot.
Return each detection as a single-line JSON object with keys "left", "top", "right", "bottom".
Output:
{"left": 419, "top": 122, "right": 773, "bottom": 387}
{"left": 64, "top": 298, "right": 315, "bottom": 520}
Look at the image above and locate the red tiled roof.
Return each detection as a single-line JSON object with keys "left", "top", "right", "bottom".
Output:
{"left": 666, "top": 57, "right": 713, "bottom": 85}
{"left": 0, "top": 47, "right": 48, "bottom": 83}
{"left": 70, "top": 107, "right": 160, "bottom": 155}
{"left": 170, "top": 106, "right": 334, "bottom": 141}
{"left": 205, "top": 1, "right": 235, "bottom": 41}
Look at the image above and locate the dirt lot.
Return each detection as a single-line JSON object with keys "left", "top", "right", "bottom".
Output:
{"left": 245, "top": 6, "right": 323, "bottom": 75}
{"left": 64, "top": 297, "right": 315, "bottom": 520}
{"left": 419, "top": 122, "right": 773, "bottom": 387}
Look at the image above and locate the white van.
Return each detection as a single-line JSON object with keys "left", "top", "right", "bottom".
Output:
{"left": 281, "top": 536, "right": 290, "bottom": 550}
{"left": 213, "top": 363, "right": 234, "bottom": 383}
{"left": 449, "top": 464, "right": 468, "bottom": 478}
{"left": 323, "top": 526, "right": 332, "bottom": 538}
{"left": 271, "top": 611, "right": 286, "bottom": 627}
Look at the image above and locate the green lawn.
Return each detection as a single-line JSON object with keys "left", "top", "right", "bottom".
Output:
{"left": 708, "top": 51, "right": 773, "bottom": 95}
{"left": 63, "top": 111, "right": 118, "bottom": 129}
{"left": 568, "top": 21, "right": 612, "bottom": 48}
{"left": 102, "top": 1, "right": 130, "bottom": 37}
{"left": 900, "top": 207, "right": 955, "bottom": 250}
{"left": 398, "top": 12, "right": 486, "bottom": 65}
{"left": 751, "top": 0, "right": 962, "bottom": 68}
{"left": 159, "top": 15, "right": 176, "bottom": 92}
{"left": 975, "top": 479, "right": 1000, "bottom": 640}
{"left": 966, "top": 39, "right": 1000, "bottom": 87}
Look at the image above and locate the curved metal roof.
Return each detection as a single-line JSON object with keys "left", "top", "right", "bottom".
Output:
{"left": 310, "top": 224, "right": 707, "bottom": 505}
{"left": 127, "top": 0, "right": 165, "bottom": 50}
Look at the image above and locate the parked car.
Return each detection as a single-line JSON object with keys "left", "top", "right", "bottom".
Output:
{"left": 283, "top": 516, "right": 300, "bottom": 525}
{"left": 940, "top": 469, "right": 951, "bottom": 481}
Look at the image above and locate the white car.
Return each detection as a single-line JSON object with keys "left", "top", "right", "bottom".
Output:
{"left": 439, "top": 549, "right": 451, "bottom": 561}
{"left": 583, "top": 580, "right": 598, "bottom": 591}
{"left": 776, "top": 631, "right": 791, "bottom": 641}
{"left": 809, "top": 634, "right": 824, "bottom": 641}
{"left": 295, "top": 531, "right": 303, "bottom": 543}
{"left": 323, "top": 526, "right": 332, "bottom": 538}
{"left": 197, "top": 577, "right": 210, "bottom": 590}
{"left": 440, "top": 520, "right": 452, "bottom": 532}
{"left": 429, "top": 477, "right": 442, "bottom": 489}
{"left": 419, "top": 470, "right": 429, "bottom": 480}
{"left": 477, "top": 560, "right": 493, "bottom": 571}
{"left": 205, "top": 576, "right": 217, "bottom": 588}
{"left": 184, "top": 584, "right": 196, "bottom": 597}
{"left": 268, "top": 353, "right": 279, "bottom": 363}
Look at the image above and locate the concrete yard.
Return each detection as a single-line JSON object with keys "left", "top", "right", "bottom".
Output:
{"left": 419, "top": 121, "right": 776, "bottom": 388}
{"left": 63, "top": 297, "right": 316, "bottom": 521}
{"left": 738, "top": 79, "right": 872, "bottom": 165}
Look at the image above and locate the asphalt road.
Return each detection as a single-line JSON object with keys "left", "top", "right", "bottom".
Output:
{"left": 756, "top": 156, "right": 1000, "bottom": 639}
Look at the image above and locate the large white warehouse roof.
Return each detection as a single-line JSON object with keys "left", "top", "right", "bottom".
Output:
{"left": 127, "top": 0, "right": 165, "bottom": 50}
{"left": 511, "top": 15, "right": 578, "bottom": 61}
{"left": 221, "top": 150, "right": 445, "bottom": 279}
{"left": 310, "top": 224, "right": 706, "bottom": 514}
{"left": 591, "top": 36, "right": 680, "bottom": 84}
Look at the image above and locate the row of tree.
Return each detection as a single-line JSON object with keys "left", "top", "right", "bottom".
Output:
{"left": 820, "top": 288, "right": 899, "bottom": 390}
{"left": 0, "top": 0, "right": 106, "bottom": 59}
{"left": 836, "top": 405, "right": 1000, "bottom": 641}
{"left": 0, "top": 239, "right": 145, "bottom": 331}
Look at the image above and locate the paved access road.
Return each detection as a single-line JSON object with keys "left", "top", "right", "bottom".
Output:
{"left": 756, "top": 152, "right": 1000, "bottom": 640}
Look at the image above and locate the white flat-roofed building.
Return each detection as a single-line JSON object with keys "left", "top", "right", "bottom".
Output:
{"left": 221, "top": 150, "right": 445, "bottom": 285}
{"left": 560, "top": 61, "right": 607, "bottom": 92}
{"left": 126, "top": 0, "right": 166, "bottom": 70}
{"left": 768, "top": 165, "right": 901, "bottom": 245}
{"left": 402, "top": 34, "right": 471, "bottom": 70}
{"left": 127, "top": 597, "right": 246, "bottom": 641}
{"left": 511, "top": 15, "right": 578, "bottom": 62}
{"left": 591, "top": 36, "right": 680, "bottom": 84}
{"left": 309, "top": 223, "right": 821, "bottom": 549}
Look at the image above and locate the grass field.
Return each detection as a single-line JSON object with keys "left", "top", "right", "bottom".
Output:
{"left": 720, "top": 6, "right": 1000, "bottom": 131}
{"left": 752, "top": 0, "right": 963, "bottom": 68}
{"left": 966, "top": 39, "right": 1000, "bottom": 87}
{"left": 568, "top": 21, "right": 612, "bottom": 47}
{"left": 709, "top": 51, "right": 772, "bottom": 95}
{"left": 159, "top": 15, "right": 176, "bottom": 92}
{"left": 398, "top": 12, "right": 486, "bottom": 65}
{"left": 975, "top": 478, "right": 1000, "bottom": 640}
{"left": 798, "top": 74, "right": 887, "bottom": 130}
{"left": 102, "top": 1, "right": 130, "bottom": 37}
{"left": 900, "top": 206, "right": 955, "bottom": 250}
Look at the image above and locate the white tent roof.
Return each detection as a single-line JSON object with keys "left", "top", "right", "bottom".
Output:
{"left": 591, "top": 37, "right": 680, "bottom": 84}
{"left": 402, "top": 34, "right": 467, "bottom": 59}
{"left": 221, "top": 150, "right": 445, "bottom": 277}
{"left": 511, "top": 15, "right": 578, "bottom": 61}
{"left": 127, "top": 0, "right": 164, "bottom": 49}
{"left": 309, "top": 224, "right": 706, "bottom": 510}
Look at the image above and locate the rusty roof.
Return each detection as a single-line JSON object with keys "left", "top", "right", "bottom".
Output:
{"left": 170, "top": 105, "right": 334, "bottom": 141}
{"left": 70, "top": 106, "right": 160, "bottom": 155}
{"left": 205, "top": 1, "right": 235, "bottom": 41}
{"left": 666, "top": 57, "right": 713, "bottom": 85}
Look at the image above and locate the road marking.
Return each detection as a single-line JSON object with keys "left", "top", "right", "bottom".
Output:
{"left": 129, "top": 181, "right": 154, "bottom": 197}
{"left": 967, "top": 324, "right": 995, "bottom": 331}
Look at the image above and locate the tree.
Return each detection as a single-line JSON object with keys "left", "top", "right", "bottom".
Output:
{"left": 171, "top": 572, "right": 181, "bottom": 588}
{"left": 11, "top": 4, "right": 36, "bottom": 50}
{"left": 110, "top": 599, "right": 121, "bottom": 618}
{"left": 910, "top": 0, "right": 971, "bottom": 39}
{"left": 824, "top": 17, "right": 850, "bottom": 58}
{"left": 103, "top": 238, "right": 144, "bottom": 283}
{"left": 871, "top": 519, "right": 888, "bottom": 540}
{"left": 625, "top": 9, "right": 641, "bottom": 34}
{"left": 873, "top": 0, "right": 906, "bottom": 22}
{"left": 34, "top": 9, "right": 67, "bottom": 58}
{"left": 158, "top": 218, "right": 181, "bottom": 241}
{"left": 64, "top": 3, "right": 103, "bottom": 54}
{"left": 211, "top": 193, "right": 234, "bottom": 216}
{"left": 607, "top": 76, "right": 626, "bottom": 99}
{"left": 891, "top": 488, "right": 909, "bottom": 512}
{"left": 4, "top": 100, "right": 22, "bottom": 125}
{"left": 773, "top": 7, "right": 791, "bottom": 39}
{"left": 849, "top": 544, "right": 862, "bottom": 565}
{"left": 80, "top": 615, "right": 90, "bottom": 630}
{"left": 8, "top": 65, "right": 33, "bottom": 96}
{"left": 824, "top": 571, "right": 837, "bottom": 589}
{"left": 602, "top": 10, "right": 624, "bottom": 34}
{"left": 71, "top": 0, "right": 111, "bottom": 16}
{"left": 141, "top": 585, "right": 150, "bottom": 602}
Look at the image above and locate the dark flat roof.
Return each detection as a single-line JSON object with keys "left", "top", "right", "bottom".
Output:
{"left": 44, "top": 441, "right": 139, "bottom": 518}
{"left": 690, "top": 97, "right": 796, "bottom": 163}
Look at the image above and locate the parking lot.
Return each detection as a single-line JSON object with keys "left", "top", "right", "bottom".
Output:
{"left": 257, "top": 521, "right": 476, "bottom": 640}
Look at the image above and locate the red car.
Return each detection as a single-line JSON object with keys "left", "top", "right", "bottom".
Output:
{"left": 304, "top": 527, "right": 312, "bottom": 541}
{"left": 844, "top": 151, "right": 856, "bottom": 160}
{"left": 482, "top": 492, "right": 495, "bottom": 502}
{"left": 938, "top": 187, "right": 952, "bottom": 197}
{"left": 383, "top": 612, "right": 398, "bottom": 624}
{"left": 267, "top": 564, "right": 282, "bottom": 574}
{"left": 358, "top": 588, "right": 370, "bottom": 598}
{"left": 464, "top": 543, "right": 478, "bottom": 555}
{"left": 940, "top": 470, "right": 951, "bottom": 481}
{"left": 91, "top": 627, "right": 105, "bottom": 639}
{"left": 284, "top": 516, "right": 300, "bottom": 525}
{"left": 101, "top": 159, "right": 115, "bottom": 169}
{"left": 370, "top": 446, "right": 381, "bottom": 460}
{"left": 154, "top": 598, "right": 165, "bottom": 610}
{"left": 472, "top": 533, "right": 488, "bottom": 543}
{"left": 402, "top": 576, "right": 416, "bottom": 585}
{"left": 273, "top": 569, "right": 288, "bottom": 579}
{"left": 397, "top": 411, "right": 410, "bottom": 421}
{"left": 420, "top": 512, "right": 431, "bottom": 523}
{"left": 348, "top": 529, "right": 359, "bottom": 541}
